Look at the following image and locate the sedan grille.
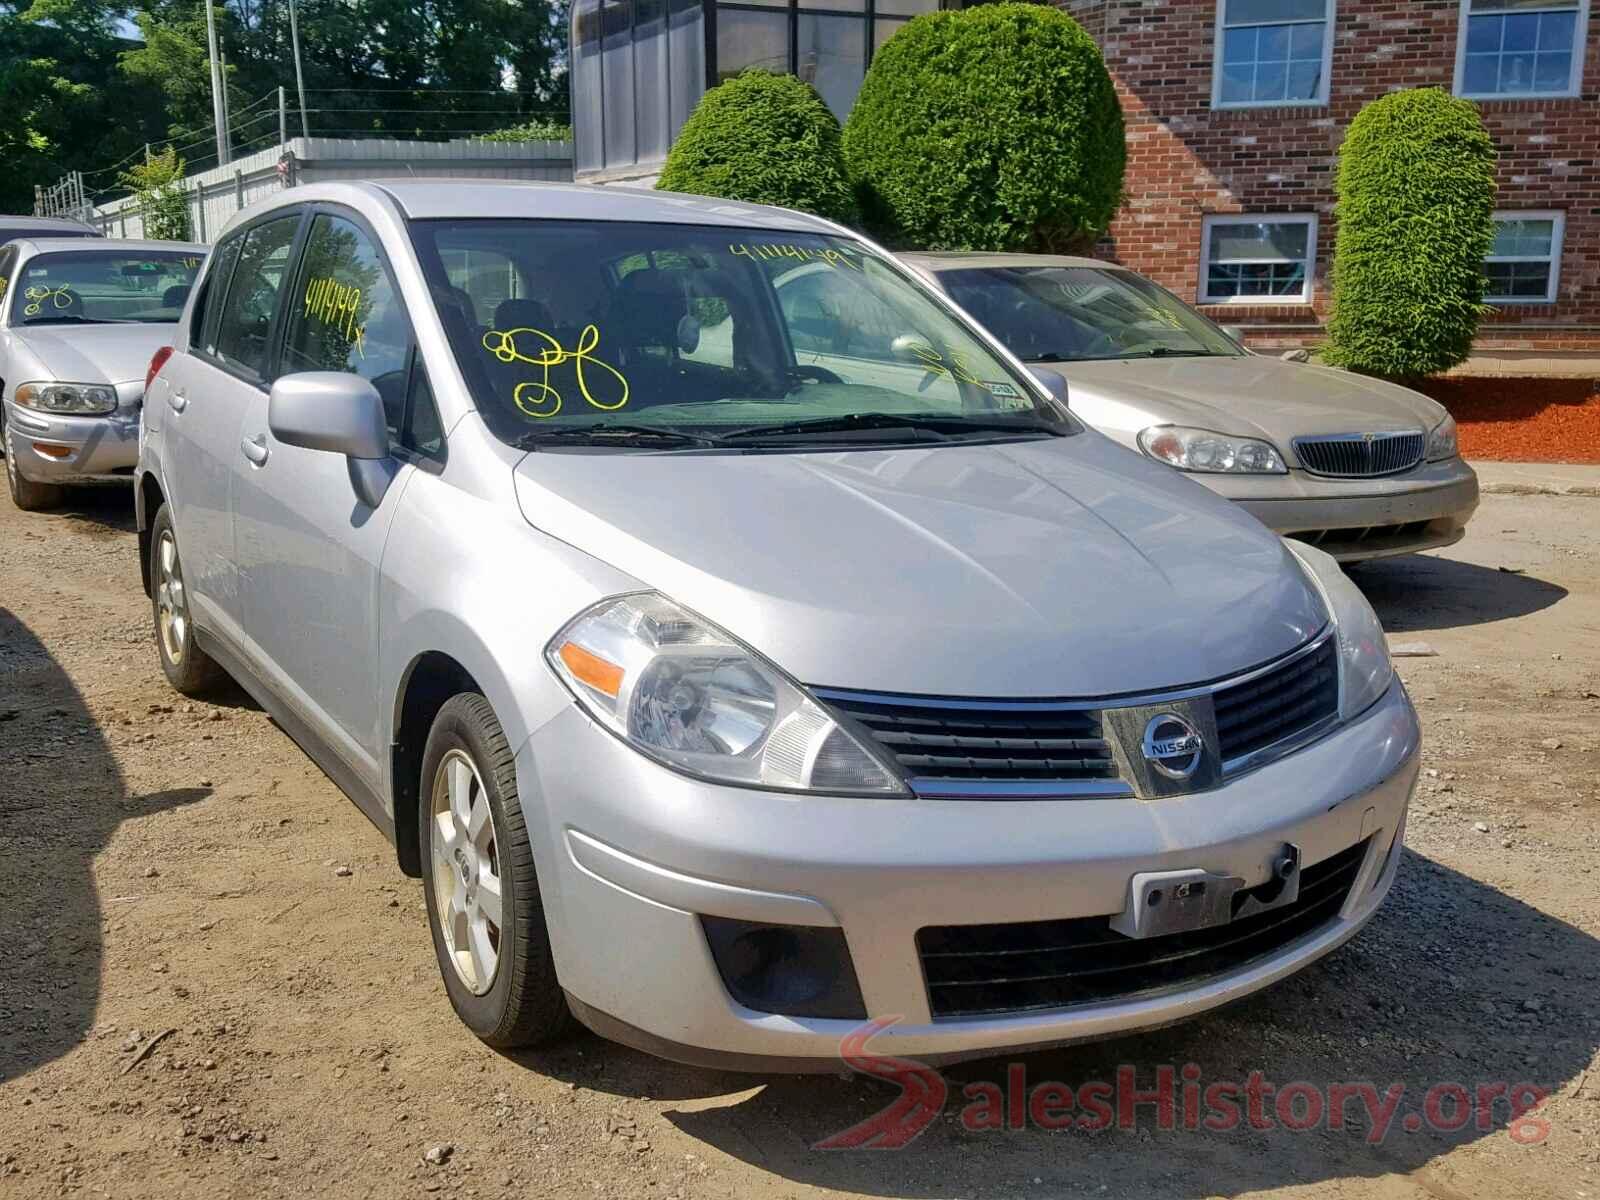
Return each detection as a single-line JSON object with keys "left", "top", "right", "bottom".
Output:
{"left": 917, "top": 837, "right": 1371, "bottom": 1018}
{"left": 1213, "top": 636, "right": 1338, "bottom": 765}
{"left": 1293, "top": 432, "right": 1424, "bottom": 477}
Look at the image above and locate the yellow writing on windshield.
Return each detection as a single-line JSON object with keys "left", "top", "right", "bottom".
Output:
{"left": 303, "top": 276, "right": 367, "bottom": 358}
{"left": 22, "top": 285, "right": 73, "bottom": 317}
{"left": 482, "top": 325, "right": 629, "bottom": 419}
{"left": 0, "top": 276, "right": 7, "bottom": 298}
{"left": 909, "top": 343, "right": 986, "bottom": 388}
{"left": 730, "top": 243, "right": 862, "bottom": 271}
{"left": 182, "top": 257, "right": 201, "bottom": 270}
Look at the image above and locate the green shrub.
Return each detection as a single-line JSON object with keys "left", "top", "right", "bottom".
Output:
{"left": 656, "top": 70, "right": 859, "bottom": 225}
{"left": 1324, "top": 88, "right": 1497, "bottom": 379}
{"left": 478, "top": 119, "right": 573, "bottom": 143}
{"left": 842, "top": 4, "right": 1124, "bottom": 251}
{"left": 119, "top": 147, "right": 191, "bottom": 243}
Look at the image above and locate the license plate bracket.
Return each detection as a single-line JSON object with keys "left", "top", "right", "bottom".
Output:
{"left": 1108, "top": 845, "right": 1301, "bottom": 940}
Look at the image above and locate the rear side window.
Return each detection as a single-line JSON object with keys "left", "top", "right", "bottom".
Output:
{"left": 193, "top": 235, "right": 242, "bottom": 352}
{"left": 212, "top": 214, "right": 300, "bottom": 380}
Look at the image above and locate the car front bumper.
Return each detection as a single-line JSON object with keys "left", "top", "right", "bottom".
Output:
{"left": 519, "top": 678, "right": 1420, "bottom": 1072}
{"left": 1198, "top": 458, "right": 1479, "bottom": 562}
{"left": 3, "top": 399, "right": 140, "bottom": 483}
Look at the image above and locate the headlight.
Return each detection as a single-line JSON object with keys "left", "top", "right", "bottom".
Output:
{"left": 14, "top": 381, "right": 118, "bottom": 416}
{"left": 1426, "top": 414, "right": 1458, "bottom": 461}
{"left": 547, "top": 593, "right": 907, "bottom": 794}
{"left": 1287, "top": 541, "right": 1394, "bottom": 721}
{"left": 1138, "top": 425, "right": 1286, "bottom": 474}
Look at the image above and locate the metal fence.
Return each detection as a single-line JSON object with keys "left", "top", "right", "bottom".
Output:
{"left": 81, "top": 135, "right": 574, "bottom": 242}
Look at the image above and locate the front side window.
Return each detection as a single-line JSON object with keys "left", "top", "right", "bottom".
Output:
{"left": 1215, "top": 0, "right": 1332, "bottom": 107}
{"left": 937, "top": 266, "right": 1245, "bottom": 364}
{"left": 1457, "top": 0, "right": 1587, "bottom": 98}
{"left": 1199, "top": 215, "right": 1317, "bottom": 303}
{"left": 9, "top": 250, "right": 203, "bottom": 327}
{"left": 194, "top": 234, "right": 243, "bottom": 352}
{"left": 211, "top": 214, "right": 301, "bottom": 379}
{"left": 1484, "top": 211, "right": 1564, "bottom": 302}
{"left": 411, "top": 219, "right": 1070, "bottom": 449}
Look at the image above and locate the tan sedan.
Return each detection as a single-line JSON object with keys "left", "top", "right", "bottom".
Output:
{"left": 901, "top": 252, "right": 1478, "bottom": 562}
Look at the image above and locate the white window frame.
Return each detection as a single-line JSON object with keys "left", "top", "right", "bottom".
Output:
{"left": 1484, "top": 209, "right": 1565, "bottom": 303}
{"left": 1198, "top": 213, "right": 1319, "bottom": 305}
{"left": 1454, "top": 0, "right": 1590, "bottom": 100}
{"left": 1212, "top": 0, "right": 1336, "bottom": 110}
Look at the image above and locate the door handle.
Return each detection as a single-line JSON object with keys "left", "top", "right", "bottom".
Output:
{"left": 168, "top": 389, "right": 188, "bottom": 414}
{"left": 241, "top": 434, "right": 270, "bottom": 466}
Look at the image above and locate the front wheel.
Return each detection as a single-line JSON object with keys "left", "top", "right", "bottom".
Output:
{"left": 420, "top": 693, "right": 573, "bottom": 1048}
{"left": 3, "top": 414, "right": 65, "bottom": 511}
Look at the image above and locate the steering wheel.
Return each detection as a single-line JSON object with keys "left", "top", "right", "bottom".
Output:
{"left": 790, "top": 364, "right": 843, "bottom": 385}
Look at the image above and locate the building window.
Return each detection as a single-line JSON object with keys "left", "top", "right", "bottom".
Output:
{"left": 1484, "top": 211, "right": 1564, "bottom": 302}
{"left": 1199, "top": 214, "right": 1318, "bottom": 303}
{"left": 1456, "top": 0, "right": 1589, "bottom": 98}
{"left": 1214, "top": 0, "right": 1333, "bottom": 108}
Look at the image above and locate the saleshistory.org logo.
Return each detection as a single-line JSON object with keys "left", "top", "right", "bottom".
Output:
{"left": 813, "top": 1018, "right": 1551, "bottom": 1150}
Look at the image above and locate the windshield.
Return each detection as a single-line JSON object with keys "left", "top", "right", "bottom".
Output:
{"left": 935, "top": 265, "right": 1244, "bottom": 364}
{"left": 410, "top": 220, "right": 1074, "bottom": 448}
{"left": 9, "top": 250, "right": 203, "bottom": 326}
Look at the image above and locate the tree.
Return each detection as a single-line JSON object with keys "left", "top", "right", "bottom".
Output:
{"left": 657, "top": 71, "right": 858, "bottom": 224}
{"left": 842, "top": 3, "right": 1124, "bottom": 252}
{"left": 1324, "top": 88, "right": 1497, "bottom": 379}
{"left": 120, "top": 147, "right": 191, "bottom": 241}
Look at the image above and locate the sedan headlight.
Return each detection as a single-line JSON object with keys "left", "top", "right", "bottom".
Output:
{"left": 1426, "top": 414, "right": 1458, "bottom": 461}
{"left": 548, "top": 592, "right": 906, "bottom": 794}
{"left": 14, "top": 381, "right": 118, "bottom": 416}
{"left": 1287, "top": 542, "right": 1394, "bottom": 721}
{"left": 1138, "top": 425, "right": 1286, "bottom": 474}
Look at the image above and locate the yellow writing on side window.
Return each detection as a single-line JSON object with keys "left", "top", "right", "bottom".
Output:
{"left": 482, "top": 325, "right": 630, "bottom": 419}
{"left": 22, "top": 285, "right": 72, "bottom": 317}
{"left": 303, "top": 276, "right": 367, "bottom": 358}
{"left": 730, "top": 243, "right": 862, "bottom": 271}
{"left": 0, "top": 276, "right": 8, "bottom": 298}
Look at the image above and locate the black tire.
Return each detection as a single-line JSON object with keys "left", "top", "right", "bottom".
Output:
{"left": 3, "top": 412, "right": 65, "bottom": 511}
{"left": 420, "top": 693, "right": 573, "bottom": 1048}
{"left": 148, "top": 503, "right": 225, "bottom": 695}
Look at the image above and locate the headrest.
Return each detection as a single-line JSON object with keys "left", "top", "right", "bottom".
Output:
{"left": 494, "top": 297, "right": 553, "bottom": 331}
{"left": 162, "top": 285, "right": 191, "bottom": 309}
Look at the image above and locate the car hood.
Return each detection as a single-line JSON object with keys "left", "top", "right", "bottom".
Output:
{"left": 1051, "top": 354, "right": 1448, "bottom": 443}
{"left": 14, "top": 323, "right": 176, "bottom": 387}
{"left": 512, "top": 432, "right": 1326, "bottom": 697}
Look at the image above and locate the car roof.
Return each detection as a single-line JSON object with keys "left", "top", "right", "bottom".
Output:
{"left": 0, "top": 216, "right": 100, "bottom": 234}
{"left": 900, "top": 251, "right": 1122, "bottom": 272}
{"left": 219, "top": 179, "right": 843, "bottom": 238}
{"left": 15, "top": 237, "right": 207, "bottom": 255}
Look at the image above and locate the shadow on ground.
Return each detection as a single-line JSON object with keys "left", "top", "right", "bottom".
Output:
{"left": 0, "top": 607, "right": 209, "bottom": 1083}
{"left": 1354, "top": 552, "right": 1566, "bottom": 634}
{"left": 511, "top": 848, "right": 1593, "bottom": 1196}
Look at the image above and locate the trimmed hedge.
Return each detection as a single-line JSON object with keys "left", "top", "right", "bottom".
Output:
{"left": 842, "top": 4, "right": 1124, "bottom": 251}
{"left": 1325, "top": 88, "right": 1497, "bottom": 379}
{"left": 656, "top": 70, "right": 859, "bottom": 225}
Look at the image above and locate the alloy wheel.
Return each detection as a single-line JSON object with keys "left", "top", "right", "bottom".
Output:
{"left": 430, "top": 749, "right": 503, "bottom": 995}
{"left": 155, "top": 529, "right": 189, "bottom": 665}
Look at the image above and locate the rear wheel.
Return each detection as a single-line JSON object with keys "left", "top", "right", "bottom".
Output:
{"left": 3, "top": 412, "right": 65, "bottom": 511}
{"left": 149, "top": 503, "right": 224, "bottom": 695}
{"left": 420, "top": 693, "right": 573, "bottom": 1048}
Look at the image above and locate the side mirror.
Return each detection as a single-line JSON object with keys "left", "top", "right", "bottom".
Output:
{"left": 1028, "top": 365, "right": 1071, "bottom": 408}
{"left": 268, "top": 372, "right": 397, "bottom": 508}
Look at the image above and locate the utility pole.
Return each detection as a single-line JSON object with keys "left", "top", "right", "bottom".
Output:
{"left": 289, "top": 0, "right": 310, "bottom": 136}
{"left": 278, "top": 85, "right": 288, "bottom": 147}
{"left": 204, "top": 2, "right": 231, "bottom": 165}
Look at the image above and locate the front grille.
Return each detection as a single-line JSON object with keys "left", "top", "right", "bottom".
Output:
{"left": 918, "top": 837, "right": 1371, "bottom": 1018}
{"left": 820, "top": 694, "right": 1118, "bottom": 788}
{"left": 1294, "top": 432, "right": 1424, "bottom": 477}
{"left": 1213, "top": 636, "right": 1338, "bottom": 765}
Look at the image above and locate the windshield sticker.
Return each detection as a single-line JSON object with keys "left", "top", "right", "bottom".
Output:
{"left": 729, "top": 243, "right": 862, "bottom": 272}
{"left": 984, "top": 381, "right": 1021, "bottom": 399}
{"left": 22, "top": 285, "right": 73, "bottom": 317}
{"left": 482, "top": 324, "right": 630, "bottom": 419}
{"left": 303, "top": 276, "right": 368, "bottom": 358}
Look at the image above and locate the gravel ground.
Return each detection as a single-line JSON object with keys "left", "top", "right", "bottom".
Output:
{"left": 1, "top": 480, "right": 1598, "bottom": 1200}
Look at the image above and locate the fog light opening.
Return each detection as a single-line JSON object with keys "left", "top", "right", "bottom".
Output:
{"left": 700, "top": 916, "right": 867, "bottom": 1020}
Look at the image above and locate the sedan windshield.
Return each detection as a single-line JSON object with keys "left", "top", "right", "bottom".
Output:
{"left": 9, "top": 250, "right": 203, "bottom": 326}
{"left": 410, "top": 219, "right": 1073, "bottom": 448}
{"left": 935, "top": 265, "right": 1244, "bottom": 364}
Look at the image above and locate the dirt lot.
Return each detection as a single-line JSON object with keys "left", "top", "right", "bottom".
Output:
{"left": 2, "top": 481, "right": 1598, "bottom": 1200}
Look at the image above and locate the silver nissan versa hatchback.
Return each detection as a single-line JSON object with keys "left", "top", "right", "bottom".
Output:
{"left": 135, "top": 181, "right": 1418, "bottom": 1070}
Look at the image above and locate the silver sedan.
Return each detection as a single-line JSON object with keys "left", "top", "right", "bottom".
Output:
{"left": 904, "top": 252, "right": 1478, "bottom": 561}
{"left": 0, "top": 237, "right": 205, "bottom": 510}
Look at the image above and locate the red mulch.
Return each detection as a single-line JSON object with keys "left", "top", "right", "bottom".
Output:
{"left": 1412, "top": 376, "right": 1600, "bottom": 463}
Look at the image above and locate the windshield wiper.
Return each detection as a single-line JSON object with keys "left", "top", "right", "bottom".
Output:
{"left": 515, "top": 423, "right": 725, "bottom": 450}
{"left": 1126, "top": 347, "right": 1212, "bottom": 359}
{"left": 721, "top": 411, "right": 1060, "bottom": 444}
{"left": 20, "top": 316, "right": 121, "bottom": 326}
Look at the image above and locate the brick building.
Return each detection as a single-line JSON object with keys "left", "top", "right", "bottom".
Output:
{"left": 1063, "top": 0, "right": 1600, "bottom": 371}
